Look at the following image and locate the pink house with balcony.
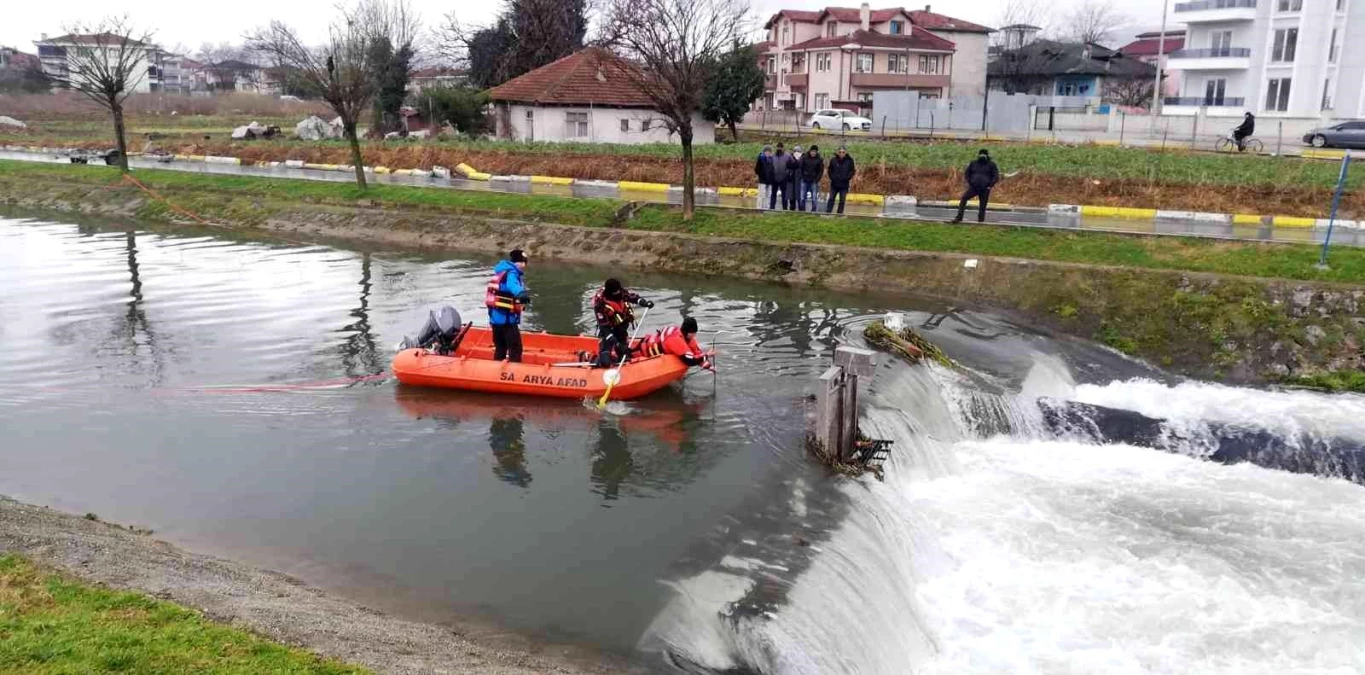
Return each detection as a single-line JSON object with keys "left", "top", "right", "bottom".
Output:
{"left": 758, "top": 4, "right": 992, "bottom": 113}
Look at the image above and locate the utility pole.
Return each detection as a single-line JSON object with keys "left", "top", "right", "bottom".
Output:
{"left": 1151, "top": 0, "right": 1169, "bottom": 114}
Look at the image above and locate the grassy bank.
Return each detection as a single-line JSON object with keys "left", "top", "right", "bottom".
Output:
{"left": 0, "top": 554, "right": 364, "bottom": 673}
{"left": 4, "top": 159, "right": 1363, "bottom": 285}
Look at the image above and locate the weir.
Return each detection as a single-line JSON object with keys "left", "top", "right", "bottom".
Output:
{"left": 814, "top": 346, "right": 892, "bottom": 469}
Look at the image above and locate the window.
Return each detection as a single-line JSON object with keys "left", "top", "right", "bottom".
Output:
{"left": 1271, "top": 28, "right": 1297, "bottom": 62}
{"left": 1322, "top": 78, "right": 1333, "bottom": 110}
{"left": 815, "top": 94, "right": 829, "bottom": 109}
{"left": 782, "top": 25, "right": 790, "bottom": 45}
{"left": 816, "top": 52, "right": 832, "bottom": 72}
{"left": 1339, "top": 0, "right": 1346, "bottom": 9}
{"left": 1205, "top": 78, "right": 1227, "bottom": 105}
{"left": 766, "top": 57, "right": 776, "bottom": 74}
{"left": 826, "top": 22, "right": 838, "bottom": 37}
{"left": 1210, "top": 30, "right": 1232, "bottom": 54}
{"left": 889, "top": 53, "right": 909, "bottom": 73}
{"left": 1276, "top": 0, "right": 1301, "bottom": 10}
{"left": 1265, "top": 77, "right": 1291, "bottom": 111}
{"left": 565, "top": 111, "right": 589, "bottom": 138}
{"left": 918, "top": 55, "right": 940, "bottom": 74}
{"left": 855, "top": 53, "right": 873, "bottom": 73}
{"left": 1329, "top": 29, "right": 1340, "bottom": 62}
{"left": 793, "top": 54, "right": 805, "bottom": 72}
{"left": 890, "top": 20, "right": 904, "bottom": 34}
{"left": 620, "top": 118, "right": 630, "bottom": 132}
{"left": 856, "top": 93, "right": 873, "bottom": 103}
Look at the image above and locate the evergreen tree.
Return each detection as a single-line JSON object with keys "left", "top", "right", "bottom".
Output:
{"left": 702, "top": 44, "right": 765, "bottom": 141}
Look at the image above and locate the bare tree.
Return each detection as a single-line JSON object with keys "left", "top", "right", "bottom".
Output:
{"left": 50, "top": 17, "right": 156, "bottom": 172}
{"left": 1105, "top": 78, "right": 1155, "bottom": 108}
{"left": 603, "top": 0, "right": 750, "bottom": 220}
{"left": 437, "top": 0, "right": 589, "bottom": 89}
{"left": 249, "top": 0, "right": 417, "bottom": 189}
{"left": 997, "top": 0, "right": 1050, "bottom": 36}
{"left": 1064, "top": 0, "right": 1130, "bottom": 45}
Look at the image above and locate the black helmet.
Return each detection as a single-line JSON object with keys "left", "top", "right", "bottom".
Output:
{"left": 604, "top": 278, "right": 623, "bottom": 297}
{"left": 681, "top": 317, "right": 699, "bottom": 335}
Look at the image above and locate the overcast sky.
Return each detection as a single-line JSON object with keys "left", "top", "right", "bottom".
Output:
{"left": 2, "top": 0, "right": 1171, "bottom": 58}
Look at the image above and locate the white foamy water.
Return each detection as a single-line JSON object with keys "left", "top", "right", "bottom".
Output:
{"left": 1072, "top": 378, "right": 1365, "bottom": 441}
{"left": 645, "top": 360, "right": 1365, "bottom": 674}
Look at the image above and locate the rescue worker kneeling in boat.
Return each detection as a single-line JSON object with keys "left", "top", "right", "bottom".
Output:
{"left": 631, "top": 317, "right": 714, "bottom": 370}
{"left": 592, "top": 278, "right": 653, "bottom": 367}
{"left": 486, "top": 249, "right": 531, "bottom": 362}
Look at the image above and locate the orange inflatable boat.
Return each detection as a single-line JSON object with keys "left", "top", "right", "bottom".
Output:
{"left": 391, "top": 325, "right": 690, "bottom": 400}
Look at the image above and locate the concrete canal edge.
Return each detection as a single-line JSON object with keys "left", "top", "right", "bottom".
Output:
{"left": 0, "top": 496, "right": 643, "bottom": 675}
{"left": 1, "top": 175, "right": 1361, "bottom": 386}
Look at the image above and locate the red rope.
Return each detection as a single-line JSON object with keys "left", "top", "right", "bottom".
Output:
{"left": 107, "top": 173, "right": 213, "bottom": 225}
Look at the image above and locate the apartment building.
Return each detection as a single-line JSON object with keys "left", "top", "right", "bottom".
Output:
{"left": 758, "top": 4, "right": 991, "bottom": 113}
{"left": 1165, "top": 0, "right": 1365, "bottom": 118}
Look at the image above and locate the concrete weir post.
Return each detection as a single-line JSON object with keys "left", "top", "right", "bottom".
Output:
{"left": 815, "top": 346, "right": 880, "bottom": 464}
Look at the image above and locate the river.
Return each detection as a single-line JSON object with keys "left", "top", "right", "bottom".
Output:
{"left": 2, "top": 212, "right": 1363, "bottom": 673}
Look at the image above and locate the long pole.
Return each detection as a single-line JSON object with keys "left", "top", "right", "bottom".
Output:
{"left": 1318, "top": 153, "right": 1352, "bottom": 268}
{"left": 597, "top": 306, "right": 652, "bottom": 409}
{"left": 1151, "top": 0, "right": 1169, "bottom": 114}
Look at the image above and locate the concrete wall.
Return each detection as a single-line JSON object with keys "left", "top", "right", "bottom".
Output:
{"left": 498, "top": 104, "right": 714, "bottom": 145}
{"left": 932, "top": 31, "right": 988, "bottom": 98}
{"left": 872, "top": 91, "right": 1034, "bottom": 132}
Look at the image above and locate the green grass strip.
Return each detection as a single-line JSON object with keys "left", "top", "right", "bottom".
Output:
{"left": 0, "top": 554, "right": 366, "bottom": 674}
{"left": 4, "top": 159, "right": 1364, "bottom": 285}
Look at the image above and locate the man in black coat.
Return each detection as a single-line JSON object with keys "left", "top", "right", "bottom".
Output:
{"left": 798, "top": 145, "right": 824, "bottom": 212}
{"left": 754, "top": 145, "right": 775, "bottom": 209}
{"left": 951, "top": 149, "right": 1000, "bottom": 224}
{"left": 770, "top": 143, "right": 798, "bottom": 210}
{"left": 1232, "top": 112, "right": 1255, "bottom": 152}
{"left": 825, "top": 146, "right": 856, "bottom": 214}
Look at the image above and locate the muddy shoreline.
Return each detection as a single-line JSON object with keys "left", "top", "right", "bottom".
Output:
{"left": 0, "top": 495, "right": 647, "bottom": 674}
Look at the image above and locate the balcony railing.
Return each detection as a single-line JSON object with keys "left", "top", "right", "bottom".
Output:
{"left": 1174, "top": 0, "right": 1255, "bottom": 11}
{"left": 1164, "top": 96, "right": 1245, "bottom": 107}
{"left": 1169, "top": 47, "right": 1252, "bottom": 58}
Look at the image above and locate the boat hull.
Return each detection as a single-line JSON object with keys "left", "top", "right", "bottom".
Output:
{"left": 391, "top": 326, "right": 689, "bottom": 400}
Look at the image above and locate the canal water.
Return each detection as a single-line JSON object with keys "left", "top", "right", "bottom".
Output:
{"left": 2, "top": 213, "right": 1364, "bottom": 673}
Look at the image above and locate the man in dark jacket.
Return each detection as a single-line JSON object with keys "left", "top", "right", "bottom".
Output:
{"left": 798, "top": 145, "right": 824, "bottom": 212}
{"left": 825, "top": 146, "right": 856, "bottom": 214}
{"left": 592, "top": 278, "right": 653, "bottom": 367}
{"left": 770, "top": 143, "right": 797, "bottom": 210}
{"left": 754, "top": 145, "right": 775, "bottom": 209}
{"left": 951, "top": 149, "right": 1000, "bottom": 224}
{"left": 1232, "top": 112, "right": 1255, "bottom": 152}
{"left": 787, "top": 145, "right": 805, "bottom": 210}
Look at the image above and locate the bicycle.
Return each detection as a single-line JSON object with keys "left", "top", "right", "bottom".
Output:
{"left": 1215, "top": 132, "right": 1263, "bottom": 153}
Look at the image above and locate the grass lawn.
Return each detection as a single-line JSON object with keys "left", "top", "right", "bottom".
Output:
{"left": 4, "top": 159, "right": 1364, "bottom": 285}
{"left": 4, "top": 120, "right": 1353, "bottom": 191}
{"left": 0, "top": 554, "right": 365, "bottom": 674}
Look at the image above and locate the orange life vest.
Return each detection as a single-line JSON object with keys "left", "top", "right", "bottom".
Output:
{"left": 484, "top": 271, "right": 522, "bottom": 315}
{"left": 639, "top": 326, "right": 700, "bottom": 359}
{"left": 593, "top": 289, "right": 635, "bottom": 328}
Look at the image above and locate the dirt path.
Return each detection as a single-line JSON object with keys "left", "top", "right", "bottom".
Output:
{"left": 0, "top": 495, "right": 645, "bottom": 675}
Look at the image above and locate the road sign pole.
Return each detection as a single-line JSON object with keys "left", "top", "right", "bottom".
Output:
{"left": 1318, "top": 152, "right": 1352, "bottom": 268}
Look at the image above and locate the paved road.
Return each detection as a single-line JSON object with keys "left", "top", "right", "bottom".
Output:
{"left": 3, "top": 150, "right": 1359, "bottom": 249}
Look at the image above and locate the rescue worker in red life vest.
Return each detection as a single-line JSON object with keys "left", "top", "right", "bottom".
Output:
{"left": 485, "top": 249, "right": 530, "bottom": 362}
{"left": 635, "top": 317, "right": 713, "bottom": 370}
{"left": 593, "top": 278, "right": 654, "bottom": 367}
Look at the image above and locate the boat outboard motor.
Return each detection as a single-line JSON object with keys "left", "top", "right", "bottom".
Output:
{"left": 398, "top": 306, "right": 465, "bottom": 355}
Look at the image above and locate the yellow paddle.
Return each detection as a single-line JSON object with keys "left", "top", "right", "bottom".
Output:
{"left": 597, "top": 307, "right": 651, "bottom": 409}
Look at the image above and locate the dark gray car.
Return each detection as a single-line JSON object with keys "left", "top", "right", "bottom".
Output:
{"left": 1303, "top": 121, "right": 1365, "bottom": 148}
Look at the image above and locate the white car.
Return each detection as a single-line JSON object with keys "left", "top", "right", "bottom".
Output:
{"left": 808, "top": 109, "right": 872, "bottom": 132}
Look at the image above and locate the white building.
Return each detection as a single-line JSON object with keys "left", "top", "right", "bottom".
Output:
{"left": 487, "top": 47, "right": 716, "bottom": 145}
{"left": 1165, "top": 0, "right": 1365, "bottom": 119}
{"left": 35, "top": 33, "right": 161, "bottom": 93}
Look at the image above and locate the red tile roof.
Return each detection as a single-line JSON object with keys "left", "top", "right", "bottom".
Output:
{"left": 788, "top": 27, "right": 955, "bottom": 52}
{"left": 1119, "top": 35, "right": 1186, "bottom": 57}
{"left": 487, "top": 47, "right": 655, "bottom": 108}
{"left": 765, "top": 9, "right": 824, "bottom": 28}
{"left": 819, "top": 7, "right": 909, "bottom": 23}
{"left": 907, "top": 10, "right": 992, "bottom": 33}
{"left": 5, "top": 52, "right": 39, "bottom": 69}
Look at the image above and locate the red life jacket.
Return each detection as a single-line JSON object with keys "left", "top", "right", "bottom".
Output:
{"left": 593, "top": 289, "right": 634, "bottom": 328}
{"left": 484, "top": 271, "right": 522, "bottom": 315}
{"left": 639, "top": 326, "right": 701, "bottom": 359}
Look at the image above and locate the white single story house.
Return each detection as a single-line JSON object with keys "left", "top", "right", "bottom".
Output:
{"left": 487, "top": 47, "right": 715, "bottom": 145}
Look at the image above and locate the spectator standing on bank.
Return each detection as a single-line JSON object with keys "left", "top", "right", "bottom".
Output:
{"left": 798, "top": 145, "right": 824, "bottom": 212}
{"left": 770, "top": 143, "right": 796, "bottom": 210}
{"left": 754, "top": 145, "right": 775, "bottom": 209}
{"left": 825, "top": 145, "right": 856, "bottom": 214}
{"left": 788, "top": 145, "right": 804, "bottom": 210}
{"left": 951, "top": 149, "right": 1000, "bottom": 224}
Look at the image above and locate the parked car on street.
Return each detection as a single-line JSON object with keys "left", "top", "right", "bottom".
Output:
{"left": 807, "top": 109, "right": 872, "bottom": 132}
{"left": 1303, "top": 121, "right": 1365, "bottom": 148}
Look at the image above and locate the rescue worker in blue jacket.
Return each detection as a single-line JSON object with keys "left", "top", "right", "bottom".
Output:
{"left": 485, "top": 249, "right": 530, "bottom": 362}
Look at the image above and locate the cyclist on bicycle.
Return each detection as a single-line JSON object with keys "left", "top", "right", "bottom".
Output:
{"left": 1232, "top": 112, "right": 1255, "bottom": 152}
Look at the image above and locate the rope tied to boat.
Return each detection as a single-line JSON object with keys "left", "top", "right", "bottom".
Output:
{"left": 107, "top": 173, "right": 213, "bottom": 226}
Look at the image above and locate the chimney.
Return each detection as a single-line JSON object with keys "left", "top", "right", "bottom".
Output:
{"left": 860, "top": 2, "right": 871, "bottom": 31}
{"left": 40, "top": 33, "right": 48, "bottom": 41}
{"left": 924, "top": 4, "right": 931, "bottom": 12}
